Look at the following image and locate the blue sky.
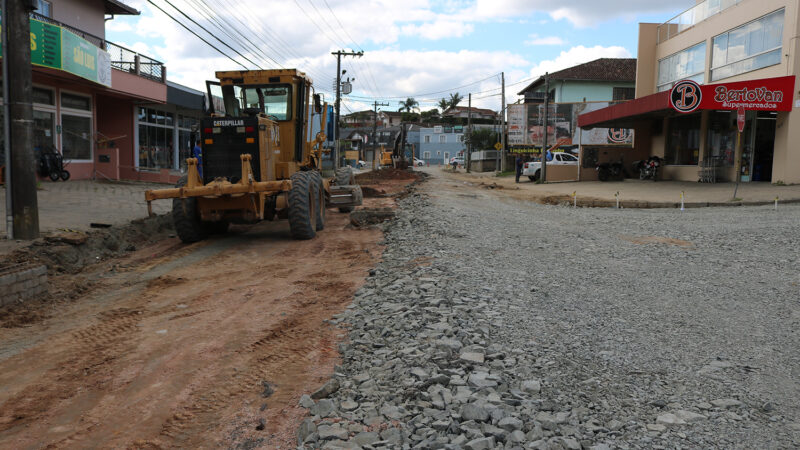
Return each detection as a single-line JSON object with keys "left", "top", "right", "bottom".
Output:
{"left": 106, "top": 0, "right": 695, "bottom": 112}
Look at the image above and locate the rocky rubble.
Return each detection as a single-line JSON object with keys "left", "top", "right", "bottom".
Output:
{"left": 296, "top": 177, "right": 800, "bottom": 449}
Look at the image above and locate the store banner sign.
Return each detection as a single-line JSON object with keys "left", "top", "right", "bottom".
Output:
{"left": 0, "top": 13, "right": 112, "bottom": 87}
{"left": 670, "top": 76, "right": 795, "bottom": 113}
{"left": 507, "top": 104, "right": 526, "bottom": 145}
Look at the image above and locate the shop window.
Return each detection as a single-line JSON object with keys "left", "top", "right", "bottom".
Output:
{"left": 706, "top": 112, "right": 736, "bottom": 166}
{"left": 657, "top": 42, "right": 706, "bottom": 92}
{"left": 612, "top": 87, "right": 635, "bottom": 101}
{"left": 665, "top": 114, "right": 700, "bottom": 165}
{"left": 138, "top": 123, "right": 173, "bottom": 170}
{"left": 33, "top": 87, "right": 54, "bottom": 105}
{"left": 711, "top": 9, "right": 784, "bottom": 81}
{"left": 62, "top": 115, "right": 92, "bottom": 160}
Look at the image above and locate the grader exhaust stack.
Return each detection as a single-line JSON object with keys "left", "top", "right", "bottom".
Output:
{"left": 144, "top": 69, "right": 362, "bottom": 243}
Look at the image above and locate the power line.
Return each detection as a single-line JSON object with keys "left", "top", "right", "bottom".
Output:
{"left": 188, "top": 0, "right": 283, "bottom": 68}
{"left": 146, "top": 0, "right": 248, "bottom": 69}
{"left": 156, "top": 0, "right": 262, "bottom": 69}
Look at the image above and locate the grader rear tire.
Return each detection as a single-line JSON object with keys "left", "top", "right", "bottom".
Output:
{"left": 309, "top": 171, "right": 326, "bottom": 231}
{"left": 172, "top": 176, "right": 208, "bottom": 243}
{"left": 288, "top": 171, "right": 317, "bottom": 240}
{"left": 335, "top": 166, "right": 356, "bottom": 213}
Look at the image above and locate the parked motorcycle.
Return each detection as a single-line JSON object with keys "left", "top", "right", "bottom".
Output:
{"left": 596, "top": 158, "right": 624, "bottom": 182}
{"left": 635, "top": 156, "right": 661, "bottom": 181}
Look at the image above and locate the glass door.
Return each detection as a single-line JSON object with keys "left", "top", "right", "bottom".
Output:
{"left": 33, "top": 110, "right": 56, "bottom": 152}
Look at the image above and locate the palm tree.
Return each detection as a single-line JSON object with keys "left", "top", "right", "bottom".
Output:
{"left": 399, "top": 97, "right": 419, "bottom": 113}
{"left": 448, "top": 92, "right": 463, "bottom": 109}
{"left": 438, "top": 98, "right": 449, "bottom": 112}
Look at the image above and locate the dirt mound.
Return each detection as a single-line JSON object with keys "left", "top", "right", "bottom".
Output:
{"left": 2, "top": 214, "right": 174, "bottom": 275}
{"left": 354, "top": 168, "right": 419, "bottom": 183}
{"left": 0, "top": 214, "right": 174, "bottom": 327}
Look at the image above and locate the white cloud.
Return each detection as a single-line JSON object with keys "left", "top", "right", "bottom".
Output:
{"left": 102, "top": 0, "right": 661, "bottom": 111}
{"left": 401, "top": 21, "right": 475, "bottom": 40}
{"left": 469, "top": 0, "right": 695, "bottom": 27}
{"left": 526, "top": 45, "right": 632, "bottom": 79}
{"left": 524, "top": 34, "right": 565, "bottom": 46}
{"left": 105, "top": 20, "right": 132, "bottom": 32}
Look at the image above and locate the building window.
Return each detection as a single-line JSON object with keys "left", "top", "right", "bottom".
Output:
{"left": 706, "top": 111, "right": 736, "bottom": 166}
{"left": 612, "top": 87, "right": 635, "bottom": 101}
{"left": 138, "top": 107, "right": 175, "bottom": 170}
{"left": 439, "top": 135, "right": 446, "bottom": 144}
{"left": 33, "top": 110, "right": 55, "bottom": 152}
{"left": 665, "top": 114, "right": 700, "bottom": 165}
{"left": 60, "top": 91, "right": 92, "bottom": 161}
{"left": 423, "top": 151, "right": 431, "bottom": 159}
{"left": 458, "top": 134, "right": 464, "bottom": 142}
{"left": 711, "top": 9, "right": 784, "bottom": 82}
{"left": 61, "top": 92, "right": 91, "bottom": 111}
{"left": 61, "top": 115, "right": 92, "bottom": 160}
{"left": 437, "top": 151, "right": 441, "bottom": 156}
{"left": 33, "top": 87, "right": 54, "bottom": 105}
{"left": 424, "top": 135, "right": 431, "bottom": 143}
{"left": 35, "top": 0, "right": 52, "bottom": 17}
{"left": 444, "top": 152, "right": 450, "bottom": 160}
{"left": 657, "top": 42, "right": 706, "bottom": 92}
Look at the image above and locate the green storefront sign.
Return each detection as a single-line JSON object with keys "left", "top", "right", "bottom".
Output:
{"left": 0, "top": 13, "right": 111, "bottom": 87}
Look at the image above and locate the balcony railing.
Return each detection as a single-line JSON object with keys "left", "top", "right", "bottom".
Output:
{"left": 30, "top": 12, "right": 165, "bottom": 83}
{"left": 657, "top": 0, "right": 745, "bottom": 43}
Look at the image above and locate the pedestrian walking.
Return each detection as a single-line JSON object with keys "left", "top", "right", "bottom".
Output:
{"left": 193, "top": 141, "right": 203, "bottom": 178}
{"left": 515, "top": 155, "right": 523, "bottom": 183}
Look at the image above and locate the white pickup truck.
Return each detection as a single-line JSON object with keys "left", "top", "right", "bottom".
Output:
{"left": 521, "top": 152, "right": 579, "bottom": 181}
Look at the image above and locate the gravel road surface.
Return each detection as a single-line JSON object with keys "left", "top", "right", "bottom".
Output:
{"left": 298, "top": 172, "right": 800, "bottom": 449}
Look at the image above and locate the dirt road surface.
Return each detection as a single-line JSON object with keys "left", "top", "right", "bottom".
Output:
{"left": 0, "top": 174, "right": 414, "bottom": 449}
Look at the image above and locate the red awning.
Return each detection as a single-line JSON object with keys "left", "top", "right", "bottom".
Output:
{"left": 579, "top": 76, "right": 796, "bottom": 129}
{"left": 578, "top": 91, "right": 671, "bottom": 129}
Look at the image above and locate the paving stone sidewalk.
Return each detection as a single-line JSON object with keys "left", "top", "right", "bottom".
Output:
{"left": 0, "top": 180, "right": 171, "bottom": 237}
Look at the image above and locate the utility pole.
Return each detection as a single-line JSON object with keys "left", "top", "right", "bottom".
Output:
{"left": 540, "top": 72, "right": 549, "bottom": 184}
{"left": 372, "top": 100, "right": 389, "bottom": 168}
{"left": 2, "top": 0, "right": 13, "bottom": 239}
{"left": 332, "top": 49, "right": 363, "bottom": 170}
{"left": 500, "top": 72, "right": 506, "bottom": 172}
{"left": 6, "top": 0, "right": 40, "bottom": 239}
{"left": 466, "top": 93, "right": 472, "bottom": 173}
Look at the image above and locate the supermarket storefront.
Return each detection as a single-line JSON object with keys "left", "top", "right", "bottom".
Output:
{"left": 577, "top": 76, "right": 795, "bottom": 183}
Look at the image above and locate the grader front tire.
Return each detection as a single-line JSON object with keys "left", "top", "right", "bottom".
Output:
{"left": 288, "top": 171, "right": 317, "bottom": 240}
{"left": 309, "top": 171, "right": 326, "bottom": 231}
{"left": 172, "top": 176, "right": 208, "bottom": 243}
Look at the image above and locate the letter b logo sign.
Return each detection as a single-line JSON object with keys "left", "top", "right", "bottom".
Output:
{"left": 670, "top": 80, "right": 702, "bottom": 113}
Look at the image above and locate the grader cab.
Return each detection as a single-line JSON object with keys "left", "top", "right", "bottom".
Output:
{"left": 144, "top": 69, "right": 362, "bottom": 243}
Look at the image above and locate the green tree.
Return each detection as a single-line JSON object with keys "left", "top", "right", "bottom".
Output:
{"left": 399, "top": 97, "right": 419, "bottom": 113}
{"left": 448, "top": 92, "right": 463, "bottom": 109}
{"left": 464, "top": 128, "right": 499, "bottom": 150}
{"left": 438, "top": 98, "right": 449, "bottom": 112}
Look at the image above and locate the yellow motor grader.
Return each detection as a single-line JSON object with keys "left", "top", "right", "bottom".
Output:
{"left": 144, "top": 69, "right": 362, "bottom": 243}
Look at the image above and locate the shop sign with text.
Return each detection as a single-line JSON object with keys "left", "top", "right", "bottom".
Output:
{"left": 670, "top": 76, "right": 794, "bottom": 113}
{"left": 0, "top": 13, "right": 112, "bottom": 87}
